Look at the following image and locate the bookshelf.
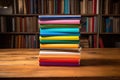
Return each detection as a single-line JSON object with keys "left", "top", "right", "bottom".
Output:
{"left": 0, "top": 0, "right": 119, "bottom": 48}
{"left": 100, "top": 0, "right": 120, "bottom": 48}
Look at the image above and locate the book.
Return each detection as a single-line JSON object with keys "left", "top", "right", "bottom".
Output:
{"left": 40, "top": 24, "right": 80, "bottom": 28}
{"left": 38, "top": 15, "right": 80, "bottom": 19}
{"left": 40, "top": 28, "right": 79, "bottom": 33}
{"left": 40, "top": 32, "right": 80, "bottom": 36}
{"left": 64, "top": 0, "right": 70, "bottom": 14}
{"left": 39, "top": 50, "right": 80, "bottom": 55}
{"left": 40, "top": 36, "right": 79, "bottom": 40}
{"left": 40, "top": 44, "right": 79, "bottom": 48}
{"left": 38, "top": 20, "right": 80, "bottom": 24}
{"left": 40, "top": 40, "right": 79, "bottom": 44}
{"left": 40, "top": 62, "right": 80, "bottom": 66}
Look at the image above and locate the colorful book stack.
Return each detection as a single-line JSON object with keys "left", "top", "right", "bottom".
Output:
{"left": 39, "top": 15, "right": 81, "bottom": 66}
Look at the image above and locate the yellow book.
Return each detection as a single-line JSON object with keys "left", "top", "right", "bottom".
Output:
{"left": 40, "top": 44, "right": 79, "bottom": 48}
{"left": 40, "top": 36, "right": 79, "bottom": 40}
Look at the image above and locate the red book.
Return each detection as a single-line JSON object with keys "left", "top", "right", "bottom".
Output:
{"left": 24, "top": 17, "right": 27, "bottom": 32}
{"left": 39, "top": 58, "right": 80, "bottom": 63}
{"left": 19, "top": 17, "right": 23, "bottom": 32}
{"left": 93, "top": 35, "right": 97, "bottom": 48}
{"left": 99, "top": 37, "right": 104, "bottom": 48}
{"left": 93, "top": 0, "right": 97, "bottom": 14}
{"left": 57, "top": 0, "right": 61, "bottom": 14}
{"left": 92, "top": 17, "right": 94, "bottom": 32}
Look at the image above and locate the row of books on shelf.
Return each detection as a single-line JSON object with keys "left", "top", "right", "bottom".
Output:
{"left": 102, "top": 0, "right": 120, "bottom": 14}
{"left": 101, "top": 17, "right": 120, "bottom": 33}
{"left": 0, "top": 0, "right": 99, "bottom": 14}
{"left": 81, "top": 17, "right": 98, "bottom": 32}
{"left": 37, "top": 0, "right": 99, "bottom": 14}
{"left": 6, "top": 35, "right": 38, "bottom": 48}
{"left": 0, "top": 16, "right": 38, "bottom": 32}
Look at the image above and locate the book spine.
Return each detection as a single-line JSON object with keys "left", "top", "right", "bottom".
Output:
{"left": 64, "top": 0, "right": 70, "bottom": 14}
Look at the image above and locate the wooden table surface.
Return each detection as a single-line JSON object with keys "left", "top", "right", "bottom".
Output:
{"left": 0, "top": 48, "right": 120, "bottom": 80}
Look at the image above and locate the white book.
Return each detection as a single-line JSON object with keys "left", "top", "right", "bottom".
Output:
{"left": 39, "top": 49, "right": 81, "bottom": 55}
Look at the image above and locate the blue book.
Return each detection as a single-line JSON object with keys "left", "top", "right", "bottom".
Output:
{"left": 40, "top": 32, "right": 80, "bottom": 36}
{"left": 109, "top": 17, "right": 113, "bottom": 32}
{"left": 33, "top": 0, "right": 37, "bottom": 14}
{"left": 38, "top": 15, "right": 81, "bottom": 20}
{"left": 64, "top": 0, "right": 70, "bottom": 14}
{"left": 30, "top": 0, "right": 33, "bottom": 14}
{"left": 40, "top": 28, "right": 79, "bottom": 33}
{"left": 86, "top": 17, "right": 89, "bottom": 32}
{"left": 105, "top": 18, "right": 113, "bottom": 32}
{"left": 54, "top": 0, "right": 57, "bottom": 14}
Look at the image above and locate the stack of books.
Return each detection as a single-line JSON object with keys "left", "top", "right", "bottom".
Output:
{"left": 39, "top": 15, "right": 81, "bottom": 66}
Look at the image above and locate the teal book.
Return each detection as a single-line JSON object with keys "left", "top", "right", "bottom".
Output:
{"left": 40, "top": 28, "right": 79, "bottom": 33}
{"left": 64, "top": 0, "right": 70, "bottom": 14}
{"left": 40, "top": 40, "right": 80, "bottom": 44}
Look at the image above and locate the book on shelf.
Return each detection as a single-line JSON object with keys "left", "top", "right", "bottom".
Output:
{"left": 0, "top": 16, "right": 37, "bottom": 33}
{"left": 99, "top": 37, "right": 104, "bottom": 48}
{"left": 14, "top": 35, "right": 38, "bottom": 48}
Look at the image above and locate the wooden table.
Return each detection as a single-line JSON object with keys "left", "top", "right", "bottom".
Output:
{"left": 0, "top": 48, "right": 120, "bottom": 80}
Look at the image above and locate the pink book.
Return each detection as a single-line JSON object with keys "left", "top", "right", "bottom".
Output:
{"left": 38, "top": 20, "right": 80, "bottom": 24}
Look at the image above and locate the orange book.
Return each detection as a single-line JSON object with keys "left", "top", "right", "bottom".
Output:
{"left": 39, "top": 54, "right": 80, "bottom": 59}
{"left": 40, "top": 44, "right": 79, "bottom": 48}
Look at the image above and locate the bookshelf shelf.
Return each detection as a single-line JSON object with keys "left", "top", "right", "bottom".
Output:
{"left": 100, "top": 33, "right": 120, "bottom": 35}
{"left": 102, "top": 14, "right": 120, "bottom": 17}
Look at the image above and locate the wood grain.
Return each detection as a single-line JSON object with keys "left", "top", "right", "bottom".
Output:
{"left": 0, "top": 48, "right": 120, "bottom": 79}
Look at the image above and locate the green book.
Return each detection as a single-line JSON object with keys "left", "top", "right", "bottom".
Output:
{"left": 40, "top": 40, "right": 80, "bottom": 44}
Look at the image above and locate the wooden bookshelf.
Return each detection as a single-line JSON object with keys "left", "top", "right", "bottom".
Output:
{"left": 0, "top": 0, "right": 119, "bottom": 48}
{"left": 102, "top": 14, "right": 120, "bottom": 17}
